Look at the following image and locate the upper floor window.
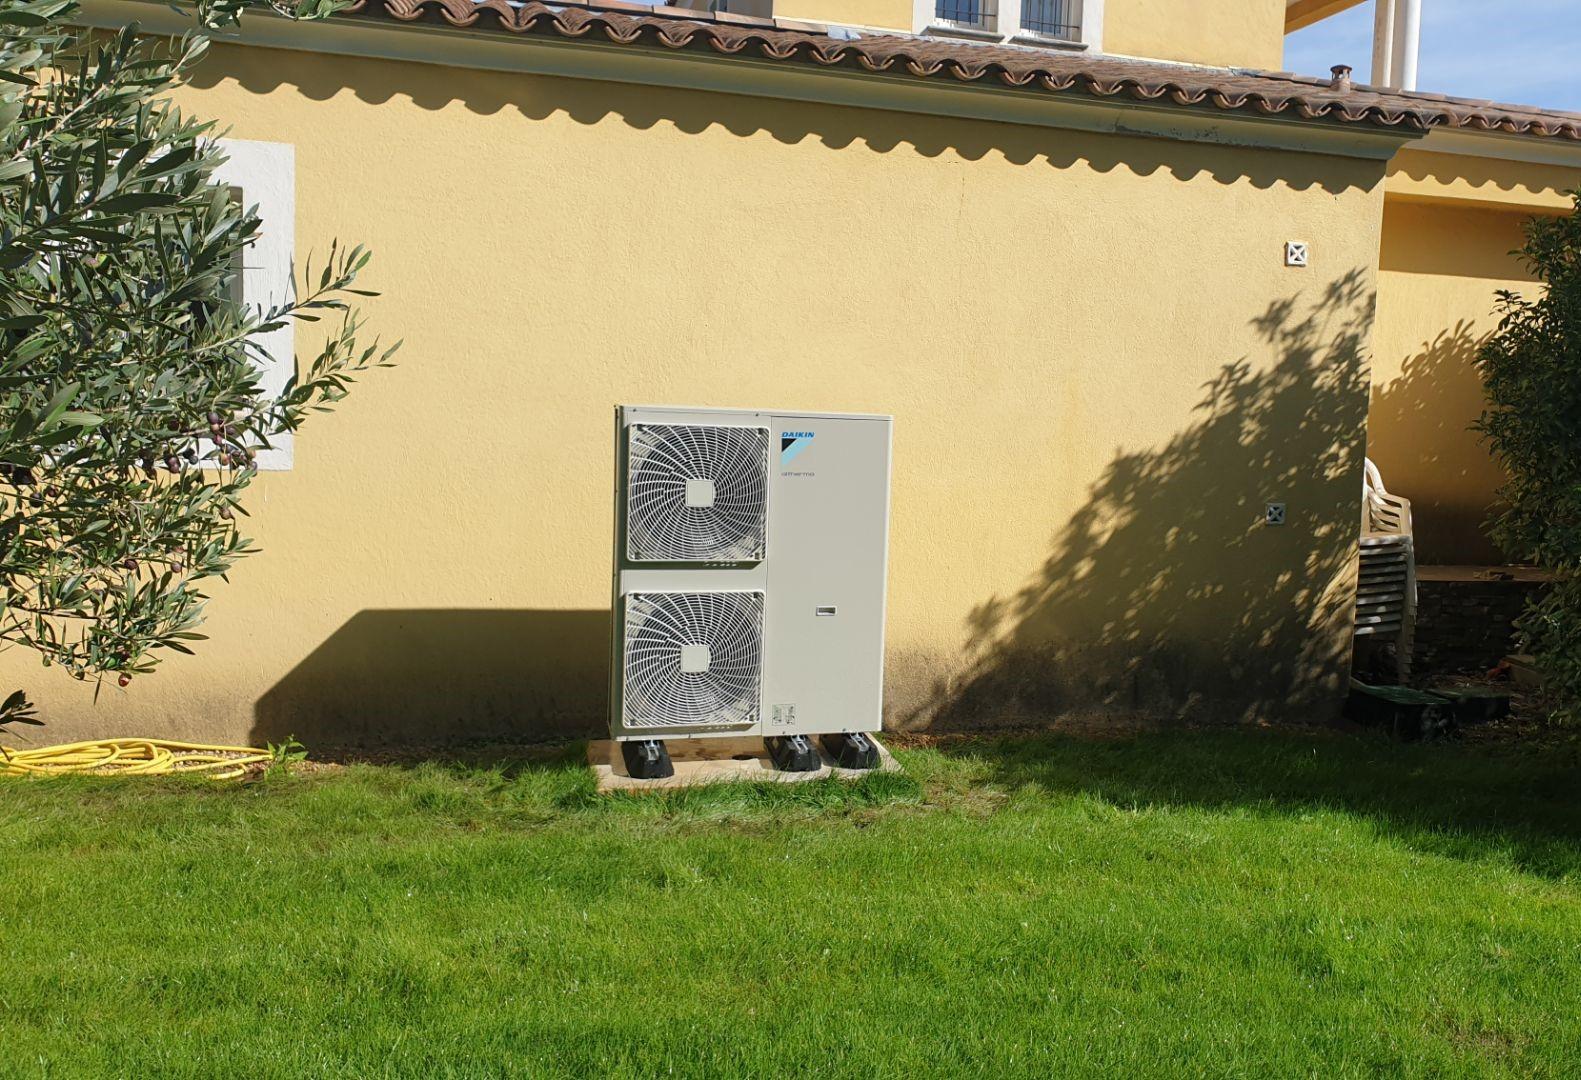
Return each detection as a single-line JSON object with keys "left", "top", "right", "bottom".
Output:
{"left": 1020, "top": 0, "right": 1081, "bottom": 40}
{"left": 934, "top": 0, "right": 998, "bottom": 34}
{"left": 920, "top": 0, "right": 1100, "bottom": 49}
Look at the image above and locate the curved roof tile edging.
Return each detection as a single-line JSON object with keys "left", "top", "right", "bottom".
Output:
{"left": 339, "top": 0, "right": 1581, "bottom": 142}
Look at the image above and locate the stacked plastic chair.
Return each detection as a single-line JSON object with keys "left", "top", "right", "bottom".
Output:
{"left": 1355, "top": 459, "right": 1416, "bottom": 683}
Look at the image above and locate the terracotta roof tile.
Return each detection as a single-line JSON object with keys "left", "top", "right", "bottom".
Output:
{"left": 341, "top": 0, "right": 1581, "bottom": 142}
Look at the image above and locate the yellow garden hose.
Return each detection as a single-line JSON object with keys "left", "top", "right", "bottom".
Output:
{"left": 0, "top": 739, "right": 274, "bottom": 780}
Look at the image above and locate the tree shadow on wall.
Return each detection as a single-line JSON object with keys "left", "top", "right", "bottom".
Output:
{"left": 252, "top": 609, "right": 609, "bottom": 752}
{"left": 900, "top": 270, "right": 1375, "bottom": 731}
{"left": 1367, "top": 320, "right": 1503, "bottom": 565}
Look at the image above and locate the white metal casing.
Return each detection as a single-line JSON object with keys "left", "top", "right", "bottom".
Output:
{"left": 610, "top": 405, "right": 892, "bottom": 741}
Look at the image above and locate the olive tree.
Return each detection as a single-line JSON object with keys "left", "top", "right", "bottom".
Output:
{"left": 0, "top": 0, "right": 392, "bottom": 729}
{"left": 1475, "top": 194, "right": 1581, "bottom": 722}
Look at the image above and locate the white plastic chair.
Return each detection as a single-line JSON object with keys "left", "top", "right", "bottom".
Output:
{"left": 1364, "top": 458, "right": 1414, "bottom": 538}
{"left": 1356, "top": 459, "right": 1416, "bottom": 683}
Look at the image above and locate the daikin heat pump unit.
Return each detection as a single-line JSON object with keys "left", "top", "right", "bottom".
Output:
{"left": 610, "top": 405, "right": 892, "bottom": 778}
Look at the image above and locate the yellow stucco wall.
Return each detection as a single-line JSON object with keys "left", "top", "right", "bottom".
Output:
{"left": 765, "top": 0, "right": 1292, "bottom": 67}
{"left": 1370, "top": 151, "right": 1581, "bottom": 565}
{"left": 1388, "top": 148, "right": 1580, "bottom": 214}
{"left": 1371, "top": 200, "right": 1528, "bottom": 565}
{"left": 1105, "top": 0, "right": 1287, "bottom": 69}
{"left": 776, "top": 0, "right": 912, "bottom": 30}
{"left": 3, "top": 42, "right": 1389, "bottom": 746}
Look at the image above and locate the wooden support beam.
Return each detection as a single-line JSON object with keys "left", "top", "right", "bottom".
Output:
{"left": 1286, "top": 0, "right": 1367, "bottom": 34}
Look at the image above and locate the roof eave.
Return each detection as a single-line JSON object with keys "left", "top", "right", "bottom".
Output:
{"left": 77, "top": 0, "right": 1424, "bottom": 162}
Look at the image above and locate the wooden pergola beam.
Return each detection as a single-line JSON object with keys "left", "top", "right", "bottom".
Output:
{"left": 1286, "top": 0, "right": 1367, "bottom": 34}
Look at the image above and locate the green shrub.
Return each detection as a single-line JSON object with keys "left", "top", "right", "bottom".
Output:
{"left": 1475, "top": 193, "right": 1581, "bottom": 722}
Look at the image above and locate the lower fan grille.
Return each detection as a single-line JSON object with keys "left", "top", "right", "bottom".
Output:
{"left": 621, "top": 591, "right": 763, "bottom": 731}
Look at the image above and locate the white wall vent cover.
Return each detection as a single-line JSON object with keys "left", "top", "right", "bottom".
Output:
{"left": 626, "top": 423, "right": 769, "bottom": 563}
{"left": 621, "top": 591, "right": 764, "bottom": 730}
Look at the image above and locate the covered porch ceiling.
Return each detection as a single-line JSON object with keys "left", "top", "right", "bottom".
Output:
{"left": 1286, "top": 0, "right": 1368, "bottom": 34}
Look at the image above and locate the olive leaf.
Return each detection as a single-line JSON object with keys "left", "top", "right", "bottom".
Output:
{"left": 0, "top": 0, "right": 395, "bottom": 730}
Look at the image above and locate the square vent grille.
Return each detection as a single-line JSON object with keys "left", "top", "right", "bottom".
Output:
{"left": 621, "top": 591, "right": 763, "bottom": 731}
{"left": 625, "top": 423, "right": 769, "bottom": 563}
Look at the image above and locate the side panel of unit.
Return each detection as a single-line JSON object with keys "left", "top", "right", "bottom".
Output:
{"left": 762, "top": 414, "right": 892, "bottom": 736}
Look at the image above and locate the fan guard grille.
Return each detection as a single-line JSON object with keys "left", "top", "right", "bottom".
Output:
{"left": 622, "top": 591, "right": 763, "bottom": 731}
{"left": 626, "top": 424, "right": 769, "bottom": 563}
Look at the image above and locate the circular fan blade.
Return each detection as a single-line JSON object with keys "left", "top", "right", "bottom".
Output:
{"left": 626, "top": 424, "right": 769, "bottom": 563}
{"left": 622, "top": 591, "right": 763, "bottom": 730}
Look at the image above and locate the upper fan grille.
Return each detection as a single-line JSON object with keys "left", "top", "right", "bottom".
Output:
{"left": 621, "top": 591, "right": 763, "bottom": 731}
{"left": 626, "top": 423, "right": 769, "bottom": 563}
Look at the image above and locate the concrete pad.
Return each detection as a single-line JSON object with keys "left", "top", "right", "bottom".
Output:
{"left": 587, "top": 734, "right": 900, "bottom": 793}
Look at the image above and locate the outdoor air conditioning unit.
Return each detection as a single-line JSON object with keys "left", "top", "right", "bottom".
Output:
{"left": 609, "top": 405, "right": 892, "bottom": 778}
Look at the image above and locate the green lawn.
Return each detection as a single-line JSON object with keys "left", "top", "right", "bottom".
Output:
{"left": 2, "top": 727, "right": 1579, "bottom": 1078}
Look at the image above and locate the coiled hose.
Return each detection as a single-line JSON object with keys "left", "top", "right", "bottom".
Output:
{"left": 0, "top": 739, "right": 274, "bottom": 780}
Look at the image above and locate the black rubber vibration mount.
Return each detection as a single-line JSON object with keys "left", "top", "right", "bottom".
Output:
{"left": 620, "top": 739, "right": 674, "bottom": 780}
{"left": 766, "top": 734, "right": 821, "bottom": 773}
{"left": 822, "top": 732, "right": 880, "bottom": 770}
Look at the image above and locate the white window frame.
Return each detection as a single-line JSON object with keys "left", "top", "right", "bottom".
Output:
{"left": 209, "top": 138, "right": 296, "bottom": 471}
{"left": 913, "top": 0, "right": 1104, "bottom": 51}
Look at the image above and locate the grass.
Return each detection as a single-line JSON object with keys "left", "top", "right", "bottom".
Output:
{"left": 2, "top": 727, "right": 1579, "bottom": 1078}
